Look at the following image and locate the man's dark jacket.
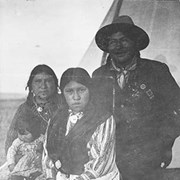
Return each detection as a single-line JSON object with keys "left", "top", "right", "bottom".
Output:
{"left": 92, "top": 58, "right": 180, "bottom": 180}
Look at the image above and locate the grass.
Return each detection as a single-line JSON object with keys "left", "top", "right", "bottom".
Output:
{"left": 0, "top": 98, "right": 25, "bottom": 166}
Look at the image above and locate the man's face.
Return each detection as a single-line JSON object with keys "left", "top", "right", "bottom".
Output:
{"left": 107, "top": 31, "right": 137, "bottom": 67}
{"left": 63, "top": 81, "right": 89, "bottom": 113}
{"left": 32, "top": 72, "right": 56, "bottom": 102}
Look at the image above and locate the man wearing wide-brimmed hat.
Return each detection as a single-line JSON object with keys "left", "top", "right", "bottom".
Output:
{"left": 92, "top": 15, "right": 180, "bottom": 180}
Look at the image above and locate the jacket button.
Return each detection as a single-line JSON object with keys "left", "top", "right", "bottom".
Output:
{"left": 140, "top": 84, "right": 146, "bottom": 89}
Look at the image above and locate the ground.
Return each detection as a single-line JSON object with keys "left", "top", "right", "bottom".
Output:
{"left": 0, "top": 98, "right": 24, "bottom": 179}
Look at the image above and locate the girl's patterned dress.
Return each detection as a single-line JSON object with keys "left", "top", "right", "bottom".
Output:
{"left": 55, "top": 112, "right": 121, "bottom": 180}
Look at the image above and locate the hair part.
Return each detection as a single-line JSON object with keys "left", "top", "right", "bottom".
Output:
{"left": 26, "top": 64, "right": 58, "bottom": 91}
{"left": 60, "top": 67, "right": 91, "bottom": 92}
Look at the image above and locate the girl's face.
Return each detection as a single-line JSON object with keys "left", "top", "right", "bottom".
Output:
{"left": 63, "top": 81, "right": 90, "bottom": 113}
{"left": 18, "top": 130, "right": 33, "bottom": 143}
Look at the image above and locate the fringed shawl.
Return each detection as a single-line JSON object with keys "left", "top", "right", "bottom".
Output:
{"left": 46, "top": 102, "right": 111, "bottom": 175}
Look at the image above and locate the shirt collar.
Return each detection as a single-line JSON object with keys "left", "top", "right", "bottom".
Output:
{"left": 110, "top": 56, "right": 138, "bottom": 72}
{"left": 68, "top": 109, "right": 83, "bottom": 116}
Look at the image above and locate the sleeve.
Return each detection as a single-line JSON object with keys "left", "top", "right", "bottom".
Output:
{"left": 72, "top": 115, "right": 116, "bottom": 180}
{"left": 5, "top": 104, "right": 25, "bottom": 154}
{"left": 157, "top": 63, "right": 180, "bottom": 162}
{"left": 156, "top": 63, "right": 180, "bottom": 108}
{"left": 6, "top": 138, "right": 22, "bottom": 165}
{"left": 92, "top": 70, "right": 115, "bottom": 114}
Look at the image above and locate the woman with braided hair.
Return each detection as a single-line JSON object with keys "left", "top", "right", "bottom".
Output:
{"left": 5, "top": 64, "right": 62, "bottom": 180}
{"left": 46, "top": 67, "right": 121, "bottom": 180}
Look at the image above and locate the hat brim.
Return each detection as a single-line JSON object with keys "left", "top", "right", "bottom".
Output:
{"left": 95, "top": 23, "right": 149, "bottom": 52}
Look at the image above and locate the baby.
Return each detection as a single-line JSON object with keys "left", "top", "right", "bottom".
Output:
{"left": 7, "top": 119, "right": 45, "bottom": 180}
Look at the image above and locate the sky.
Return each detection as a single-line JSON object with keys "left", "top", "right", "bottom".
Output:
{"left": 1, "top": 0, "right": 180, "bottom": 95}
{"left": 0, "top": 0, "right": 113, "bottom": 94}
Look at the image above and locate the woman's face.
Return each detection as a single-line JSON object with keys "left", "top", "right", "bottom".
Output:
{"left": 63, "top": 81, "right": 90, "bottom": 113}
{"left": 31, "top": 72, "right": 56, "bottom": 102}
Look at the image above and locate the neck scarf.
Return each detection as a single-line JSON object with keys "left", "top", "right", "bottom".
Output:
{"left": 110, "top": 56, "right": 137, "bottom": 89}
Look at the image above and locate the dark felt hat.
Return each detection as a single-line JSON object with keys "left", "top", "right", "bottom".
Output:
{"left": 95, "top": 15, "right": 149, "bottom": 52}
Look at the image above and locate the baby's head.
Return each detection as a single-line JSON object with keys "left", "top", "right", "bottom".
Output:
{"left": 15, "top": 119, "right": 40, "bottom": 142}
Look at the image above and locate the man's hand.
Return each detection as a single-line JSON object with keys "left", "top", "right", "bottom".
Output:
{"left": 8, "top": 163, "right": 15, "bottom": 172}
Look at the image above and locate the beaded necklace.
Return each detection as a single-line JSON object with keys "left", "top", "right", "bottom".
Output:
{"left": 33, "top": 99, "right": 49, "bottom": 124}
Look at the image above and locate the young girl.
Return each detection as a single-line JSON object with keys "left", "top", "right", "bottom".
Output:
{"left": 7, "top": 119, "right": 45, "bottom": 180}
{"left": 46, "top": 67, "right": 121, "bottom": 180}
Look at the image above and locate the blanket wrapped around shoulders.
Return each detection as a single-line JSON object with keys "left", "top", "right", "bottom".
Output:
{"left": 46, "top": 102, "right": 111, "bottom": 176}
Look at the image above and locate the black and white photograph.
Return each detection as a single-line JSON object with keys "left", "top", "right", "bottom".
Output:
{"left": 1, "top": 0, "right": 180, "bottom": 179}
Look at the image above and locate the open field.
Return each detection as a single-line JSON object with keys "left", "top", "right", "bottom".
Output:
{"left": 0, "top": 97, "right": 25, "bottom": 179}
{"left": 0, "top": 98, "right": 25, "bottom": 166}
